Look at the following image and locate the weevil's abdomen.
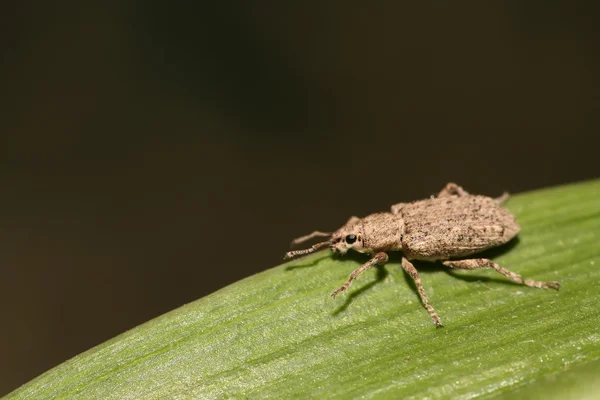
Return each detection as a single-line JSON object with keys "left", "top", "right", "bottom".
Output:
{"left": 400, "top": 195, "right": 520, "bottom": 260}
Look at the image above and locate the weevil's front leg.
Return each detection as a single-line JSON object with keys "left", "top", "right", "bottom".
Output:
{"left": 331, "top": 252, "right": 388, "bottom": 298}
{"left": 401, "top": 257, "right": 443, "bottom": 327}
{"left": 393, "top": 182, "right": 468, "bottom": 213}
{"left": 342, "top": 216, "right": 360, "bottom": 227}
{"left": 442, "top": 259, "right": 560, "bottom": 289}
{"left": 437, "top": 182, "right": 469, "bottom": 198}
{"left": 391, "top": 202, "right": 408, "bottom": 215}
{"left": 494, "top": 192, "right": 510, "bottom": 205}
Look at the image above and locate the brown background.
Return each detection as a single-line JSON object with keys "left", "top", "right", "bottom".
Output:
{"left": 1, "top": 2, "right": 599, "bottom": 396}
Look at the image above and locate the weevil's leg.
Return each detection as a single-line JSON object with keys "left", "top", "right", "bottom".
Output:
{"left": 391, "top": 202, "right": 408, "bottom": 215}
{"left": 291, "top": 231, "right": 332, "bottom": 247}
{"left": 442, "top": 259, "right": 560, "bottom": 289}
{"left": 342, "top": 216, "right": 360, "bottom": 227}
{"left": 437, "top": 182, "right": 469, "bottom": 198}
{"left": 401, "top": 257, "right": 443, "bottom": 327}
{"left": 331, "top": 252, "right": 388, "bottom": 298}
{"left": 495, "top": 192, "right": 510, "bottom": 205}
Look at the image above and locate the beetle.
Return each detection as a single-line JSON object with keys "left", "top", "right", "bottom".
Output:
{"left": 284, "top": 183, "right": 560, "bottom": 327}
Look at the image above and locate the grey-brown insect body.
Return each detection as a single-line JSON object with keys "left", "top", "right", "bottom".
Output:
{"left": 397, "top": 195, "right": 519, "bottom": 261}
{"left": 284, "top": 183, "right": 559, "bottom": 327}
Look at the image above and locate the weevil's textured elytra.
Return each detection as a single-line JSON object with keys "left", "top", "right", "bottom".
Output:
{"left": 284, "top": 183, "right": 560, "bottom": 327}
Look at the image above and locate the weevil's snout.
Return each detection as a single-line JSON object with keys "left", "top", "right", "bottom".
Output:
{"left": 329, "top": 236, "right": 348, "bottom": 255}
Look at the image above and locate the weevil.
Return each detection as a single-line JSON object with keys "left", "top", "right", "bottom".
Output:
{"left": 284, "top": 183, "right": 560, "bottom": 327}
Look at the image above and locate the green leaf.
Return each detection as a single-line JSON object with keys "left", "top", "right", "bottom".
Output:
{"left": 6, "top": 180, "right": 600, "bottom": 399}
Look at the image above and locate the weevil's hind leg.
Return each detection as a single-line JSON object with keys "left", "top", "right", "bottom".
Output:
{"left": 394, "top": 182, "right": 468, "bottom": 213}
{"left": 437, "top": 182, "right": 469, "bottom": 198}
{"left": 290, "top": 231, "right": 332, "bottom": 247}
{"left": 342, "top": 216, "right": 360, "bottom": 227}
{"left": 401, "top": 257, "right": 443, "bottom": 327}
{"left": 331, "top": 252, "right": 388, "bottom": 298}
{"left": 495, "top": 192, "right": 510, "bottom": 205}
{"left": 391, "top": 202, "right": 409, "bottom": 215}
{"left": 442, "top": 258, "right": 560, "bottom": 289}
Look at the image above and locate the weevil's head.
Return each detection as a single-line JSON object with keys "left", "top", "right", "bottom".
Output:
{"left": 330, "top": 223, "right": 366, "bottom": 255}
{"left": 283, "top": 220, "right": 368, "bottom": 260}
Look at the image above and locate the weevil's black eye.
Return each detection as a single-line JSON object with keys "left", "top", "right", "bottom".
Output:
{"left": 345, "top": 234, "right": 357, "bottom": 244}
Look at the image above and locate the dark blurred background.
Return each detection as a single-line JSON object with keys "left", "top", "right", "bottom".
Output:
{"left": 1, "top": 2, "right": 599, "bottom": 395}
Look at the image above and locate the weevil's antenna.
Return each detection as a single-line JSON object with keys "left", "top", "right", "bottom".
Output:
{"left": 290, "top": 231, "right": 332, "bottom": 246}
{"left": 284, "top": 241, "right": 330, "bottom": 260}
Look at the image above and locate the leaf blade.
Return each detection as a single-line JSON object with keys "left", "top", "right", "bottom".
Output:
{"left": 7, "top": 179, "right": 600, "bottom": 399}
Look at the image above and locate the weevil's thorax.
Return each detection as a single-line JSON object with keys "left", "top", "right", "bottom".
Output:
{"left": 330, "top": 212, "right": 403, "bottom": 255}
{"left": 360, "top": 212, "right": 403, "bottom": 252}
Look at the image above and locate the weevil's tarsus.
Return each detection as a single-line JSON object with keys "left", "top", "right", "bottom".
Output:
{"left": 291, "top": 231, "right": 332, "bottom": 247}
{"left": 390, "top": 202, "right": 408, "bottom": 215}
{"left": 442, "top": 258, "right": 560, "bottom": 289}
{"left": 437, "top": 182, "right": 469, "bottom": 198}
{"left": 331, "top": 252, "right": 388, "bottom": 298}
{"left": 494, "top": 191, "right": 510, "bottom": 205}
{"left": 401, "top": 257, "right": 443, "bottom": 327}
{"left": 284, "top": 240, "right": 330, "bottom": 260}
